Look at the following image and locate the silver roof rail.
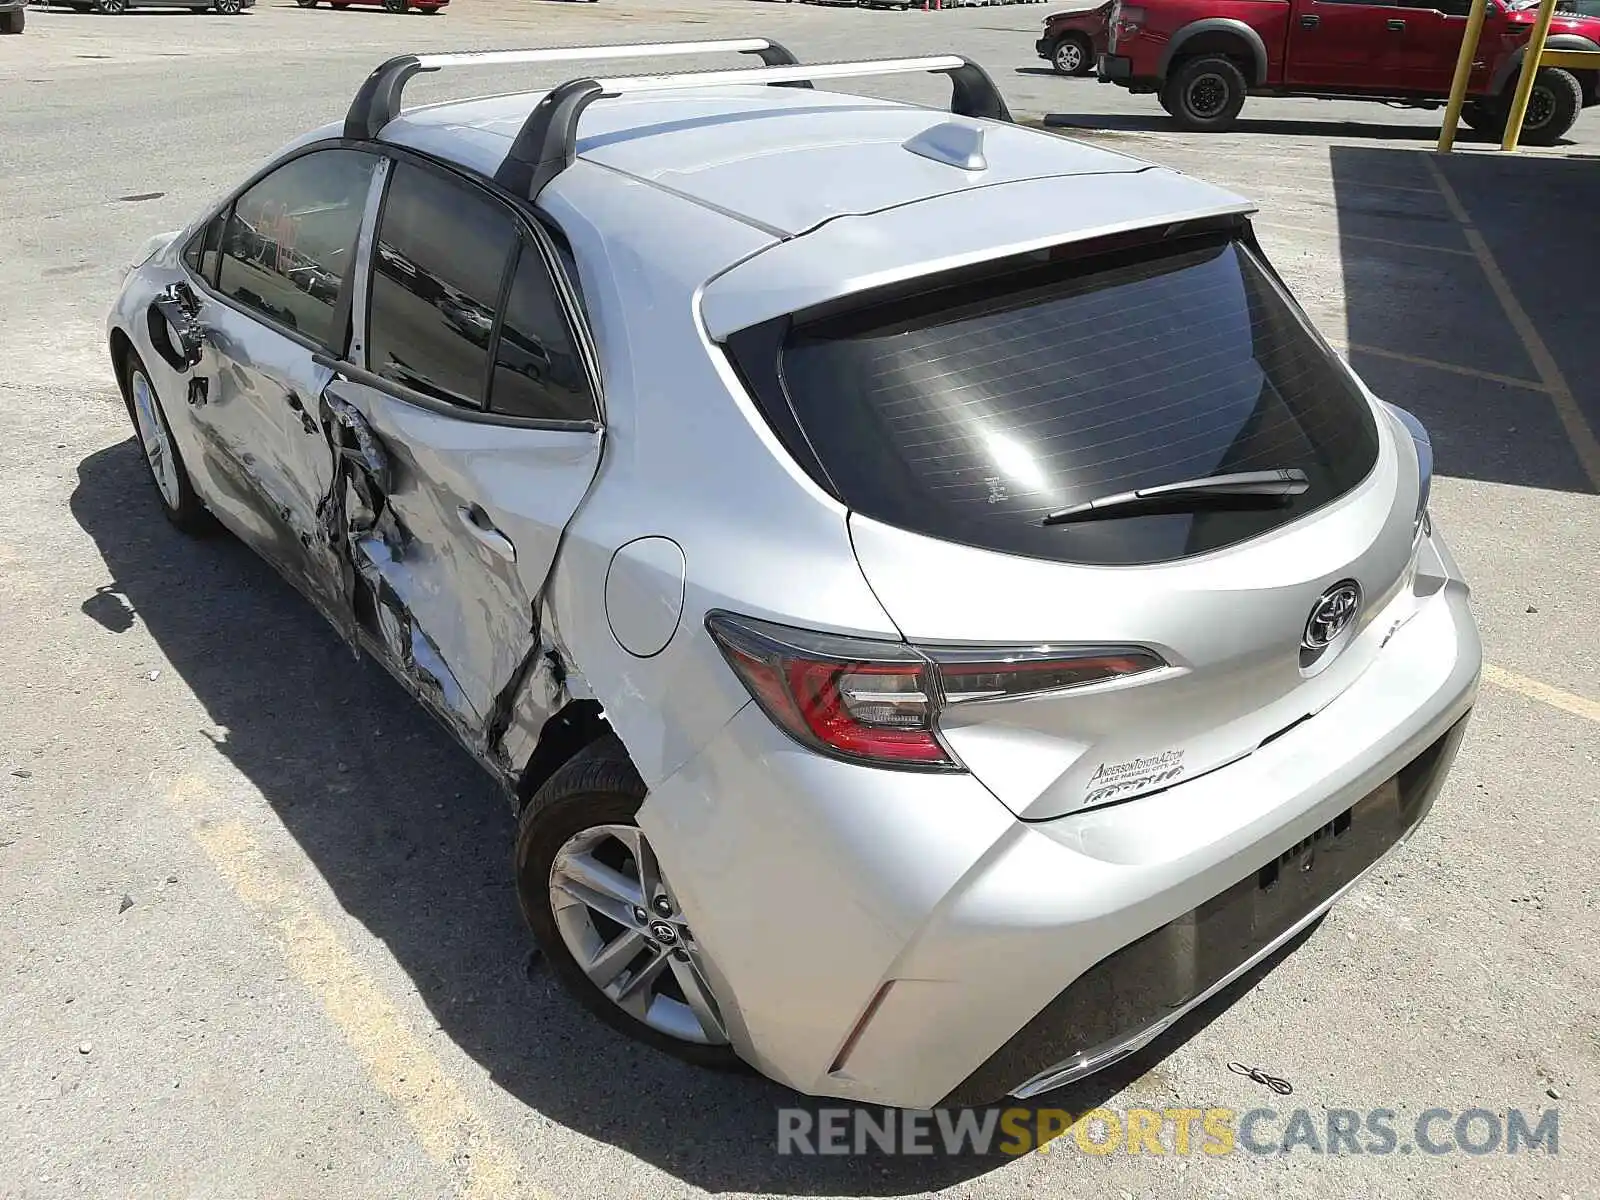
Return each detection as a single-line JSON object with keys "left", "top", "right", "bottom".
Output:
{"left": 495, "top": 55, "right": 1014, "bottom": 202}
{"left": 343, "top": 39, "right": 805, "bottom": 141}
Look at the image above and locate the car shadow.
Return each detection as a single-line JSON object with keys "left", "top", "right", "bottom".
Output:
{"left": 1329, "top": 144, "right": 1600, "bottom": 495}
{"left": 72, "top": 436, "right": 1326, "bottom": 1193}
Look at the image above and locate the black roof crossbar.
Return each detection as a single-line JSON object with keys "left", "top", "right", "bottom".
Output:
{"left": 342, "top": 39, "right": 805, "bottom": 141}
{"left": 494, "top": 55, "right": 1015, "bottom": 203}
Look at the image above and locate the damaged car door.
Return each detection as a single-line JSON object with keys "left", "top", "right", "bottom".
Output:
{"left": 317, "top": 157, "right": 602, "bottom": 761}
{"left": 175, "top": 147, "right": 381, "bottom": 611}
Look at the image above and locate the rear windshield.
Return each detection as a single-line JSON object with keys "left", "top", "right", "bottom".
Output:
{"left": 728, "top": 234, "right": 1380, "bottom": 567}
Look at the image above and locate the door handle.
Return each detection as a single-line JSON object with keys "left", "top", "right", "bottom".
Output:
{"left": 457, "top": 505, "right": 516, "bottom": 561}
{"left": 1387, "top": 17, "right": 1406, "bottom": 29}
{"left": 1300, "top": 13, "right": 1319, "bottom": 26}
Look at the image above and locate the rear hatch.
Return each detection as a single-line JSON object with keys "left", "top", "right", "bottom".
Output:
{"left": 724, "top": 224, "right": 1424, "bottom": 820}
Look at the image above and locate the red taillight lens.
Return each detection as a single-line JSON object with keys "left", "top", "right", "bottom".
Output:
{"left": 706, "top": 614, "right": 952, "bottom": 769}
{"left": 1113, "top": 4, "right": 1145, "bottom": 36}
{"left": 706, "top": 613, "right": 1165, "bottom": 772}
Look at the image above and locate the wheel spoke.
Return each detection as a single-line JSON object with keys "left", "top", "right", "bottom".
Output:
{"left": 669, "top": 954, "right": 727, "bottom": 1044}
{"left": 607, "top": 947, "right": 670, "bottom": 1021}
{"left": 551, "top": 850, "right": 644, "bottom": 927}
{"left": 586, "top": 928, "right": 649, "bottom": 989}
{"left": 619, "top": 826, "right": 663, "bottom": 912}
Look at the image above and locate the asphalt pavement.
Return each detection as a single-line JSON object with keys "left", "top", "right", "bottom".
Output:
{"left": 1, "top": 2, "right": 1597, "bottom": 1198}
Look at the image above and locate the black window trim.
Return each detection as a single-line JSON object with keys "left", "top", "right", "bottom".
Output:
{"left": 356, "top": 144, "right": 605, "bottom": 430}
{"left": 173, "top": 137, "right": 605, "bottom": 432}
{"left": 178, "top": 139, "right": 383, "bottom": 360}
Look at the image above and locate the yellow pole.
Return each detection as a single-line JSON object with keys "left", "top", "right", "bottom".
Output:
{"left": 1501, "top": 0, "right": 1561, "bottom": 151}
{"left": 1438, "top": 0, "right": 1492, "bottom": 153}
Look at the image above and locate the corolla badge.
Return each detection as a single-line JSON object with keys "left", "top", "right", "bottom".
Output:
{"left": 1302, "top": 581, "right": 1362, "bottom": 651}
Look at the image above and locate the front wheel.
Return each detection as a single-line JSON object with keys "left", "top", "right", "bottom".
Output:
{"left": 96, "top": 0, "right": 127, "bottom": 13}
{"left": 1051, "top": 35, "right": 1092, "bottom": 77}
{"left": 515, "top": 737, "right": 741, "bottom": 1070}
{"left": 124, "top": 351, "right": 211, "bottom": 534}
{"left": 1161, "top": 55, "right": 1248, "bottom": 132}
{"left": 1516, "top": 67, "right": 1583, "bottom": 146}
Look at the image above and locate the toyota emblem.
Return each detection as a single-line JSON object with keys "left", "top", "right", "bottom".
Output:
{"left": 1303, "top": 581, "right": 1362, "bottom": 651}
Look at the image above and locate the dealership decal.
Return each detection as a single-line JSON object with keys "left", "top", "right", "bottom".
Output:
{"left": 1084, "top": 748, "right": 1185, "bottom": 804}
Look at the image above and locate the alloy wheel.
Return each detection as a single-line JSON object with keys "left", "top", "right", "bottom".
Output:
{"left": 1525, "top": 86, "right": 1556, "bottom": 132}
{"left": 131, "top": 370, "right": 181, "bottom": 510}
{"left": 1186, "top": 72, "right": 1229, "bottom": 120}
{"left": 1054, "top": 41, "right": 1084, "bottom": 75}
{"left": 548, "top": 824, "right": 728, "bottom": 1046}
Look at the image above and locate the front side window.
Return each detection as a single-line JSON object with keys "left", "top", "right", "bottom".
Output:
{"left": 216, "top": 149, "right": 378, "bottom": 347}
{"left": 366, "top": 162, "right": 518, "bottom": 407}
{"left": 729, "top": 234, "right": 1381, "bottom": 567}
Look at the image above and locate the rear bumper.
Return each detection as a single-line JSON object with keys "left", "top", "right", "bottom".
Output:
{"left": 1098, "top": 52, "right": 1133, "bottom": 82}
{"left": 642, "top": 530, "right": 1480, "bottom": 1109}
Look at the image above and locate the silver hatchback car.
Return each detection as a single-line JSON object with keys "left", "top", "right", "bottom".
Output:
{"left": 108, "top": 40, "right": 1481, "bottom": 1109}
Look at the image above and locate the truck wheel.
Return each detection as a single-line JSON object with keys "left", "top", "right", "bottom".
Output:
{"left": 1517, "top": 67, "right": 1583, "bottom": 146}
{"left": 1052, "top": 35, "right": 1093, "bottom": 77}
{"left": 1162, "top": 55, "right": 1248, "bottom": 132}
{"left": 1460, "top": 100, "right": 1505, "bottom": 137}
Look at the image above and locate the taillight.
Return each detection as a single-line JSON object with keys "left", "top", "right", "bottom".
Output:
{"left": 706, "top": 612, "right": 1164, "bottom": 772}
{"left": 1113, "top": 4, "right": 1146, "bottom": 37}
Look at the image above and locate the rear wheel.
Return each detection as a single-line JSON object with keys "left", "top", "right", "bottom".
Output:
{"left": 213, "top": 0, "right": 243, "bottom": 12}
{"left": 1161, "top": 54, "right": 1249, "bottom": 132}
{"left": 1051, "top": 35, "right": 1093, "bottom": 77}
{"left": 96, "top": 0, "right": 127, "bottom": 13}
{"left": 515, "top": 737, "right": 741, "bottom": 1070}
{"left": 1517, "top": 67, "right": 1583, "bottom": 145}
{"left": 123, "top": 351, "right": 210, "bottom": 534}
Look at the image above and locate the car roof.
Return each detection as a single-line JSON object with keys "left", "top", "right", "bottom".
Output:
{"left": 369, "top": 85, "right": 1173, "bottom": 238}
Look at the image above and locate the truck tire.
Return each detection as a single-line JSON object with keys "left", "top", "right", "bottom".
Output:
{"left": 1460, "top": 100, "right": 1504, "bottom": 137}
{"left": 1051, "top": 34, "right": 1094, "bottom": 77}
{"left": 1517, "top": 67, "right": 1583, "bottom": 145}
{"left": 1162, "top": 55, "right": 1248, "bottom": 132}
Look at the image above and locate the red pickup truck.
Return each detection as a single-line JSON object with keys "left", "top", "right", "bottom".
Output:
{"left": 1097, "top": 0, "right": 1600, "bottom": 143}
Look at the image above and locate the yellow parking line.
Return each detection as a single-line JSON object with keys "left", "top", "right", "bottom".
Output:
{"left": 1422, "top": 156, "right": 1600, "bottom": 493}
{"left": 1340, "top": 341, "right": 1549, "bottom": 392}
{"left": 165, "top": 772, "right": 534, "bottom": 1200}
{"left": 1484, "top": 665, "right": 1600, "bottom": 724}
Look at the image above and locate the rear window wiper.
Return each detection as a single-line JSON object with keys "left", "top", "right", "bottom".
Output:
{"left": 1041, "top": 469, "right": 1310, "bottom": 526}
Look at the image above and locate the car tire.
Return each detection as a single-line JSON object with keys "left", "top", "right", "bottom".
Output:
{"left": 122, "top": 350, "right": 211, "bottom": 535}
{"left": 382, "top": 0, "right": 406, "bottom": 10}
{"left": 296, "top": 0, "right": 316, "bottom": 6}
{"left": 0, "top": 8, "right": 21, "bottom": 31}
{"left": 213, "top": 0, "right": 242, "bottom": 11}
{"left": 1161, "top": 55, "right": 1249, "bottom": 132}
{"left": 1517, "top": 66, "right": 1583, "bottom": 146}
{"left": 95, "top": 0, "right": 126, "bottom": 13}
{"left": 514, "top": 735, "right": 743, "bottom": 1072}
{"left": 1051, "top": 35, "right": 1093, "bottom": 77}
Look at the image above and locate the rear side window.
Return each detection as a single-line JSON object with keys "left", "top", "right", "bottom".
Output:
{"left": 367, "top": 162, "right": 518, "bottom": 407}
{"left": 488, "top": 241, "right": 594, "bottom": 422}
{"left": 731, "top": 235, "right": 1379, "bottom": 567}
{"left": 216, "top": 148, "right": 378, "bottom": 347}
